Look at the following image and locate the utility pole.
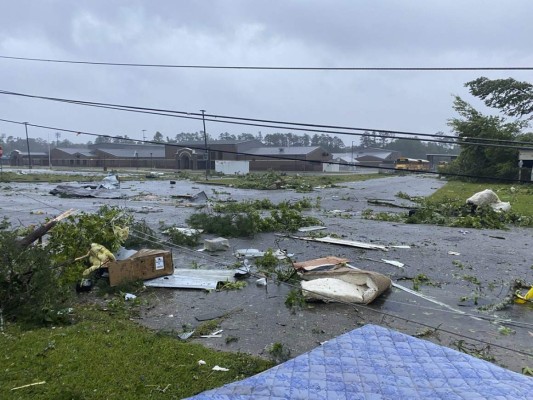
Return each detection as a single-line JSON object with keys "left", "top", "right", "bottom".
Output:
{"left": 47, "top": 132, "right": 52, "bottom": 169}
{"left": 200, "top": 110, "right": 208, "bottom": 180}
{"left": 351, "top": 141, "right": 356, "bottom": 171}
{"left": 24, "top": 122, "right": 32, "bottom": 170}
{"left": 142, "top": 130, "right": 146, "bottom": 143}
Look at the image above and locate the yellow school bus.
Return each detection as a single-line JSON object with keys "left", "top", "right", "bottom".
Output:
{"left": 395, "top": 157, "right": 430, "bottom": 172}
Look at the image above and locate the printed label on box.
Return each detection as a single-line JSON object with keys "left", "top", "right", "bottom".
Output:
{"left": 155, "top": 256, "right": 165, "bottom": 270}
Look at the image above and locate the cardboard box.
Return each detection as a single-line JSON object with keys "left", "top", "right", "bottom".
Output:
{"left": 107, "top": 249, "right": 173, "bottom": 286}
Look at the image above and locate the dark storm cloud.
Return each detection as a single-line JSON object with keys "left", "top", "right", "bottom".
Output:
{"left": 0, "top": 1, "right": 532, "bottom": 143}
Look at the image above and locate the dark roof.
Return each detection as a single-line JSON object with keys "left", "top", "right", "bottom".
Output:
{"left": 24, "top": 152, "right": 48, "bottom": 157}
{"left": 175, "top": 139, "right": 259, "bottom": 146}
{"left": 95, "top": 147, "right": 166, "bottom": 158}
{"left": 56, "top": 148, "right": 94, "bottom": 157}
{"left": 247, "top": 146, "right": 321, "bottom": 156}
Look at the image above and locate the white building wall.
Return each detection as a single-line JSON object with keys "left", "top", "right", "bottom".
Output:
{"left": 215, "top": 160, "right": 250, "bottom": 175}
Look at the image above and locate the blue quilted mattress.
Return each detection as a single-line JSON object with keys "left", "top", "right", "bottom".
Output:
{"left": 186, "top": 324, "right": 533, "bottom": 399}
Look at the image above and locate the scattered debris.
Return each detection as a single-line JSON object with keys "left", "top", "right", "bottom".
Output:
{"left": 201, "top": 329, "right": 224, "bottom": 338}
{"left": 204, "top": 237, "right": 230, "bottom": 252}
{"left": 256, "top": 278, "right": 267, "bottom": 287}
{"left": 100, "top": 174, "right": 120, "bottom": 189}
{"left": 218, "top": 281, "right": 247, "bottom": 290}
{"left": 453, "top": 340, "right": 495, "bottom": 362}
{"left": 124, "top": 293, "right": 137, "bottom": 301}
{"left": 479, "top": 280, "right": 530, "bottom": 311}
{"left": 235, "top": 248, "right": 292, "bottom": 259}
{"left": 126, "top": 206, "right": 164, "bottom": 214}
{"left": 146, "top": 384, "right": 171, "bottom": 394}
{"left": 293, "top": 235, "right": 388, "bottom": 251}
{"left": 380, "top": 259, "right": 405, "bottom": 270}
{"left": 297, "top": 225, "right": 327, "bottom": 233}
{"left": 178, "top": 331, "right": 195, "bottom": 340}
{"left": 448, "top": 251, "right": 461, "bottom": 256}
{"left": 163, "top": 227, "right": 203, "bottom": 236}
{"left": 234, "top": 260, "right": 251, "bottom": 277}
{"left": 212, "top": 365, "right": 229, "bottom": 372}
{"left": 466, "top": 189, "right": 511, "bottom": 212}
{"left": 293, "top": 256, "right": 349, "bottom": 272}
{"left": 11, "top": 381, "right": 46, "bottom": 391}
{"left": 196, "top": 311, "right": 229, "bottom": 322}
{"left": 300, "top": 266, "right": 391, "bottom": 305}
{"left": 144, "top": 269, "right": 236, "bottom": 290}
{"left": 367, "top": 199, "right": 413, "bottom": 209}
{"left": 50, "top": 176, "right": 124, "bottom": 199}
{"left": 171, "top": 191, "right": 208, "bottom": 203}
{"left": 197, "top": 359, "right": 206, "bottom": 366}
{"left": 82, "top": 243, "right": 116, "bottom": 276}
{"left": 515, "top": 286, "right": 533, "bottom": 304}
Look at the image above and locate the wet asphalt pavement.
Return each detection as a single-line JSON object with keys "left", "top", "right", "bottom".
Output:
{"left": 1, "top": 170, "right": 532, "bottom": 373}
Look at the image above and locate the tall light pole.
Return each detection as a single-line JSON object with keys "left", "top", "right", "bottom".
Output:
{"left": 200, "top": 110, "right": 208, "bottom": 180}
{"left": 24, "top": 122, "right": 32, "bottom": 169}
{"left": 142, "top": 129, "right": 146, "bottom": 143}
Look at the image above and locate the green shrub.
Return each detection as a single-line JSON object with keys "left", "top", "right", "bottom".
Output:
{"left": 46, "top": 206, "right": 132, "bottom": 286}
{"left": 0, "top": 227, "right": 72, "bottom": 325}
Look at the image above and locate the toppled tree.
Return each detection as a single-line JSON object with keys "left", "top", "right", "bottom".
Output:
{"left": 443, "top": 77, "right": 533, "bottom": 182}
{"left": 0, "top": 222, "right": 70, "bottom": 325}
{"left": 0, "top": 206, "right": 133, "bottom": 325}
{"left": 445, "top": 97, "right": 524, "bottom": 181}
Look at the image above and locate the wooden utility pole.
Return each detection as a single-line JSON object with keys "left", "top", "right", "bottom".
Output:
{"left": 201, "top": 110, "right": 209, "bottom": 180}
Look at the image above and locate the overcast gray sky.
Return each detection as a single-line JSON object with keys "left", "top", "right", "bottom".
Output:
{"left": 0, "top": 0, "right": 532, "bottom": 145}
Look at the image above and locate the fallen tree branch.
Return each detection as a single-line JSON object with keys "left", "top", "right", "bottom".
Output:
{"left": 15, "top": 209, "right": 76, "bottom": 248}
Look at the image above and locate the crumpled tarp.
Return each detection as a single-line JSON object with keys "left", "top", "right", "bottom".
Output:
{"left": 186, "top": 324, "right": 533, "bottom": 399}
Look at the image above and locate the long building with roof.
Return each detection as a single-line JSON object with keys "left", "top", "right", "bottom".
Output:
{"left": 45, "top": 140, "right": 333, "bottom": 172}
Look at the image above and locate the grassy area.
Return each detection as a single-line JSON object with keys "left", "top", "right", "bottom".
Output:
{"left": 0, "top": 169, "right": 198, "bottom": 183}
{"left": 429, "top": 181, "right": 533, "bottom": 217}
{"left": 0, "top": 171, "right": 105, "bottom": 183}
{"left": 0, "top": 305, "right": 273, "bottom": 399}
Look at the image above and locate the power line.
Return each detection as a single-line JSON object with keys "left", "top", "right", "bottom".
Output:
{"left": 1, "top": 89, "right": 533, "bottom": 151}
{"left": 1, "top": 55, "right": 533, "bottom": 71}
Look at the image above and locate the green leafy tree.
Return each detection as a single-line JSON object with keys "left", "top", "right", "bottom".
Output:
{"left": 95, "top": 135, "right": 113, "bottom": 144}
{"left": 359, "top": 131, "right": 379, "bottom": 148}
{"left": 237, "top": 132, "right": 256, "bottom": 141}
{"left": 466, "top": 77, "right": 533, "bottom": 121}
{"left": 153, "top": 131, "right": 164, "bottom": 142}
{"left": 310, "top": 133, "right": 345, "bottom": 152}
{"left": 264, "top": 133, "right": 289, "bottom": 147}
{"left": 219, "top": 132, "right": 237, "bottom": 140}
{"left": 446, "top": 97, "right": 523, "bottom": 180}
{"left": 174, "top": 132, "right": 207, "bottom": 142}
